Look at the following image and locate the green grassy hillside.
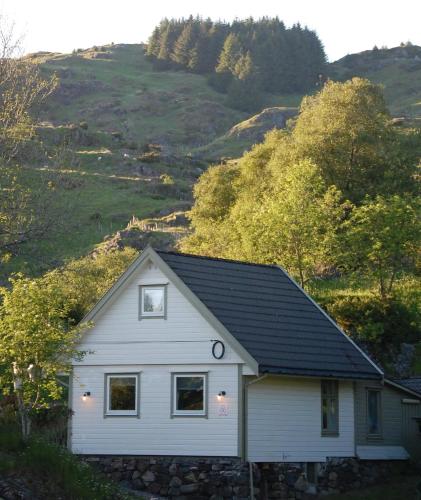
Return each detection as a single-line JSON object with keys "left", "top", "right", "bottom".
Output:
{"left": 6, "top": 42, "right": 421, "bottom": 280}
{"left": 32, "top": 44, "right": 247, "bottom": 152}
{"left": 330, "top": 44, "right": 421, "bottom": 119}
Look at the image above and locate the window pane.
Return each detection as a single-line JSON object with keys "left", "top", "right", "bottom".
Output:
{"left": 109, "top": 377, "right": 136, "bottom": 411}
{"left": 176, "top": 376, "right": 204, "bottom": 411}
{"left": 321, "top": 380, "right": 338, "bottom": 433}
{"left": 368, "top": 390, "right": 380, "bottom": 434}
{"left": 143, "top": 288, "right": 164, "bottom": 313}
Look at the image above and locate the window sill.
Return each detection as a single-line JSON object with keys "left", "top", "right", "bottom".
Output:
{"left": 366, "top": 434, "right": 383, "bottom": 441}
{"left": 321, "top": 431, "right": 339, "bottom": 437}
{"left": 171, "top": 413, "right": 207, "bottom": 418}
{"left": 104, "top": 413, "right": 140, "bottom": 418}
{"left": 139, "top": 314, "right": 166, "bottom": 320}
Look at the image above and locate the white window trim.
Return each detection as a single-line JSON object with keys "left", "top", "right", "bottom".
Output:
{"left": 104, "top": 373, "right": 140, "bottom": 417}
{"left": 171, "top": 373, "right": 208, "bottom": 418}
{"left": 139, "top": 285, "right": 167, "bottom": 319}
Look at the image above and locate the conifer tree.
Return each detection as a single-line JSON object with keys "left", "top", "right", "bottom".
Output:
{"left": 216, "top": 33, "right": 243, "bottom": 74}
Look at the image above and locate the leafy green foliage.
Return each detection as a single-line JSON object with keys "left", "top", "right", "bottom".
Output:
{"left": 182, "top": 81, "right": 420, "bottom": 286}
{"left": 0, "top": 273, "right": 87, "bottom": 437}
{"left": 21, "top": 439, "right": 132, "bottom": 499}
{"left": 181, "top": 78, "right": 421, "bottom": 369}
{"left": 340, "top": 195, "right": 421, "bottom": 298}
{"left": 182, "top": 146, "right": 347, "bottom": 286}
{"left": 0, "top": 22, "right": 60, "bottom": 261}
{"left": 322, "top": 294, "right": 420, "bottom": 365}
{"left": 0, "top": 424, "right": 133, "bottom": 499}
{"left": 290, "top": 78, "right": 421, "bottom": 201}
{"left": 49, "top": 247, "right": 138, "bottom": 322}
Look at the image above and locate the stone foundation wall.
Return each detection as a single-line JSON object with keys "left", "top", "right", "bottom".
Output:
{"left": 81, "top": 455, "right": 413, "bottom": 499}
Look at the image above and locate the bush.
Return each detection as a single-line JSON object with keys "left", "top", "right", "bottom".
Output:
{"left": 322, "top": 293, "right": 420, "bottom": 363}
{"left": 21, "top": 439, "right": 131, "bottom": 499}
{"left": 0, "top": 424, "right": 133, "bottom": 499}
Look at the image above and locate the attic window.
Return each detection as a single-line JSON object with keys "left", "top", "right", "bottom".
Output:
{"left": 139, "top": 285, "right": 166, "bottom": 319}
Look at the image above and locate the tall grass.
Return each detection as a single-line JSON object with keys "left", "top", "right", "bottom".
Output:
{"left": 0, "top": 424, "right": 134, "bottom": 499}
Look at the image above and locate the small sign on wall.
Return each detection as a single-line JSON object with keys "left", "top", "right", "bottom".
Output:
{"left": 218, "top": 405, "right": 228, "bottom": 416}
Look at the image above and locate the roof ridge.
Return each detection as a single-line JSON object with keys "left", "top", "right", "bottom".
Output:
{"left": 156, "top": 249, "right": 281, "bottom": 270}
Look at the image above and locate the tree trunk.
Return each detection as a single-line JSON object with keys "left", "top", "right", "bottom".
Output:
{"left": 16, "top": 391, "right": 31, "bottom": 440}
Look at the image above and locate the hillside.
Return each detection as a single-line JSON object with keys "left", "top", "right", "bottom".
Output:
{"left": 330, "top": 44, "right": 421, "bottom": 119}
{"left": 5, "top": 42, "right": 421, "bottom": 279}
{"left": 32, "top": 43, "right": 247, "bottom": 152}
{"left": 198, "top": 106, "right": 298, "bottom": 158}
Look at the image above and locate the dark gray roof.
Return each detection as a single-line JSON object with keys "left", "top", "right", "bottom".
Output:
{"left": 157, "top": 250, "right": 381, "bottom": 380}
{"left": 394, "top": 377, "right": 421, "bottom": 396}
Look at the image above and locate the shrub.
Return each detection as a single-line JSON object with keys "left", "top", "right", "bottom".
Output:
{"left": 0, "top": 425, "right": 133, "bottom": 499}
{"left": 323, "top": 293, "right": 420, "bottom": 364}
{"left": 21, "top": 439, "right": 131, "bottom": 499}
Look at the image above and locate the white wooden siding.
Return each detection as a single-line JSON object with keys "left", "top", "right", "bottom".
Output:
{"left": 71, "top": 260, "right": 244, "bottom": 455}
{"left": 71, "top": 364, "right": 239, "bottom": 455}
{"left": 75, "top": 260, "right": 245, "bottom": 366}
{"left": 247, "top": 376, "right": 355, "bottom": 462}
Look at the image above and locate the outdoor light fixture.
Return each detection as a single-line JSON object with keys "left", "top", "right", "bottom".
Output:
{"left": 217, "top": 391, "right": 226, "bottom": 401}
{"left": 82, "top": 391, "right": 91, "bottom": 401}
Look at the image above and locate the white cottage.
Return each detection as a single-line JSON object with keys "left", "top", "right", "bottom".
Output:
{"left": 69, "top": 247, "right": 382, "bottom": 463}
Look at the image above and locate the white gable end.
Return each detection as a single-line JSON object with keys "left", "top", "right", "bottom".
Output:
{"left": 75, "top": 257, "right": 248, "bottom": 367}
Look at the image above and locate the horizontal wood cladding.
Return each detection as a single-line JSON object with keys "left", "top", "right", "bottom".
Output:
{"left": 247, "top": 376, "right": 355, "bottom": 462}
{"left": 75, "top": 262, "right": 246, "bottom": 366}
{"left": 71, "top": 364, "right": 239, "bottom": 455}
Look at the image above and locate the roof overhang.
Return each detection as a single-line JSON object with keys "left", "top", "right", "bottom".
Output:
{"left": 385, "top": 378, "right": 421, "bottom": 399}
{"left": 259, "top": 365, "right": 383, "bottom": 381}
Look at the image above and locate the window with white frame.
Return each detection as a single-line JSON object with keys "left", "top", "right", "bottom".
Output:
{"left": 139, "top": 285, "right": 166, "bottom": 318}
{"left": 105, "top": 374, "right": 139, "bottom": 416}
{"left": 172, "top": 374, "right": 207, "bottom": 416}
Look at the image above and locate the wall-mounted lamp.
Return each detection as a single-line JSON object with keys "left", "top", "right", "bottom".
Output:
{"left": 217, "top": 391, "right": 226, "bottom": 401}
{"left": 82, "top": 391, "right": 91, "bottom": 401}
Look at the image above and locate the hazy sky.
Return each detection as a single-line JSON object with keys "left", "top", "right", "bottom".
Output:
{"left": 2, "top": 0, "right": 420, "bottom": 62}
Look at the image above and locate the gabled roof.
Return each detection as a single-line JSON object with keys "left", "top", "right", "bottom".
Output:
{"left": 157, "top": 250, "right": 382, "bottom": 380}
{"left": 83, "top": 247, "right": 382, "bottom": 380}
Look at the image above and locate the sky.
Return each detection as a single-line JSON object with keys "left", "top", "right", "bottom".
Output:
{"left": 1, "top": 0, "right": 420, "bottom": 62}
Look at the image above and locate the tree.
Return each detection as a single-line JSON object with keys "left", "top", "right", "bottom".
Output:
{"left": 230, "top": 160, "right": 346, "bottom": 286}
{"left": 146, "top": 26, "right": 161, "bottom": 58}
{"left": 0, "top": 274, "right": 87, "bottom": 438}
{"left": 145, "top": 17, "right": 326, "bottom": 96}
{"left": 291, "top": 78, "right": 420, "bottom": 202}
{"left": 0, "top": 16, "right": 59, "bottom": 261}
{"left": 226, "top": 51, "right": 263, "bottom": 112}
{"left": 341, "top": 195, "right": 421, "bottom": 299}
{"left": 171, "top": 20, "right": 198, "bottom": 68}
{"left": 216, "top": 33, "right": 243, "bottom": 74}
{"left": 51, "top": 247, "right": 138, "bottom": 322}
{"left": 180, "top": 164, "right": 239, "bottom": 257}
{"left": 0, "top": 245, "right": 136, "bottom": 438}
